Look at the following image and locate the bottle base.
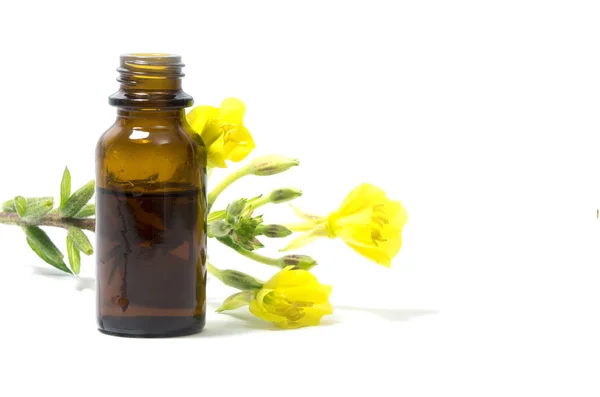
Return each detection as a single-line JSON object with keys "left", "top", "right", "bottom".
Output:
{"left": 97, "top": 315, "right": 205, "bottom": 338}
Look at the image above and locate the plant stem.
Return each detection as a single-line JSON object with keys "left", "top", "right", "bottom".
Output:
{"left": 284, "top": 222, "right": 319, "bottom": 232}
{"left": 207, "top": 166, "right": 250, "bottom": 211}
{"left": 216, "top": 236, "right": 282, "bottom": 268}
{"left": 246, "top": 195, "right": 270, "bottom": 210}
{"left": 0, "top": 212, "right": 95, "bottom": 232}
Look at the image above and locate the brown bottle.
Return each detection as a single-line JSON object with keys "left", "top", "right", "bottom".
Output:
{"left": 95, "top": 54, "right": 207, "bottom": 337}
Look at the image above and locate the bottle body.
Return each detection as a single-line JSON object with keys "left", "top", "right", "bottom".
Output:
{"left": 95, "top": 54, "right": 207, "bottom": 337}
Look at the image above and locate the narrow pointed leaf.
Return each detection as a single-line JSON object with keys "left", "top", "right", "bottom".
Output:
{"left": 2, "top": 196, "right": 54, "bottom": 213}
{"left": 60, "top": 167, "right": 71, "bottom": 210}
{"left": 61, "top": 180, "right": 95, "bottom": 218}
{"left": 67, "top": 226, "right": 94, "bottom": 255}
{"left": 14, "top": 196, "right": 26, "bottom": 217}
{"left": 23, "top": 226, "right": 71, "bottom": 273}
{"left": 74, "top": 203, "right": 95, "bottom": 218}
{"left": 22, "top": 198, "right": 54, "bottom": 221}
{"left": 66, "top": 237, "right": 81, "bottom": 275}
{"left": 2, "top": 199, "right": 16, "bottom": 212}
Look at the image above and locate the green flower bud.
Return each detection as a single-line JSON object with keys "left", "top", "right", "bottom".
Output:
{"left": 257, "top": 224, "right": 293, "bottom": 238}
{"left": 212, "top": 268, "right": 264, "bottom": 291}
{"left": 269, "top": 188, "right": 302, "bottom": 204}
{"left": 250, "top": 155, "right": 299, "bottom": 176}
{"left": 210, "top": 220, "right": 232, "bottom": 237}
{"left": 226, "top": 198, "right": 247, "bottom": 223}
{"left": 281, "top": 254, "right": 318, "bottom": 270}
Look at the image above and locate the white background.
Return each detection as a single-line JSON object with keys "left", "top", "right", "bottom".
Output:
{"left": 0, "top": 1, "right": 599, "bottom": 396}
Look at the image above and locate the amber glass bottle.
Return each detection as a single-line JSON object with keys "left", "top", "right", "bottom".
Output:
{"left": 95, "top": 54, "right": 207, "bottom": 337}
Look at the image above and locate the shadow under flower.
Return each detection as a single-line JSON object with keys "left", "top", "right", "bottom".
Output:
{"left": 335, "top": 305, "right": 438, "bottom": 322}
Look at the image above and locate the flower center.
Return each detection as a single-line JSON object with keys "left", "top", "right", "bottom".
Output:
{"left": 264, "top": 291, "right": 314, "bottom": 322}
{"left": 371, "top": 204, "right": 389, "bottom": 245}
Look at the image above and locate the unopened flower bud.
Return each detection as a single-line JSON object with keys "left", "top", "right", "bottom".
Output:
{"left": 269, "top": 188, "right": 302, "bottom": 204}
{"left": 257, "top": 224, "right": 293, "bottom": 238}
{"left": 214, "top": 268, "right": 264, "bottom": 291}
{"left": 281, "top": 254, "right": 318, "bottom": 270}
{"left": 250, "top": 155, "right": 299, "bottom": 176}
{"left": 226, "top": 198, "right": 247, "bottom": 223}
{"left": 210, "top": 220, "right": 231, "bottom": 237}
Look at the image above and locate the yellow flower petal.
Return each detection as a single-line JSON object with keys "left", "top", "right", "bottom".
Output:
{"left": 186, "top": 106, "right": 219, "bottom": 136}
{"left": 327, "top": 183, "right": 408, "bottom": 266}
{"left": 334, "top": 184, "right": 388, "bottom": 218}
{"left": 248, "top": 267, "right": 333, "bottom": 329}
{"left": 219, "top": 97, "right": 246, "bottom": 125}
{"left": 185, "top": 98, "right": 255, "bottom": 168}
{"left": 222, "top": 125, "right": 255, "bottom": 162}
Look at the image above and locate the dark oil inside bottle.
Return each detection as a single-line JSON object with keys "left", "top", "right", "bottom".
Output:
{"left": 96, "top": 186, "right": 205, "bottom": 337}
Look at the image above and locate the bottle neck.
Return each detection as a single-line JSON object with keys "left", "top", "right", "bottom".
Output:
{"left": 109, "top": 53, "right": 193, "bottom": 109}
{"left": 117, "top": 109, "right": 185, "bottom": 119}
{"left": 115, "top": 109, "right": 188, "bottom": 128}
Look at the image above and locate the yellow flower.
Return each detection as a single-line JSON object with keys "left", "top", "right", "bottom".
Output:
{"left": 328, "top": 184, "right": 408, "bottom": 266}
{"left": 283, "top": 183, "right": 408, "bottom": 267}
{"left": 186, "top": 97, "right": 255, "bottom": 168}
{"left": 249, "top": 266, "right": 333, "bottom": 329}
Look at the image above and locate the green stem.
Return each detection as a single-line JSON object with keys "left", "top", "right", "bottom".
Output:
{"left": 207, "top": 166, "right": 250, "bottom": 211}
{"left": 284, "top": 221, "right": 319, "bottom": 232}
{"left": 0, "top": 212, "right": 95, "bottom": 232}
{"left": 216, "top": 236, "right": 282, "bottom": 268}
{"left": 246, "top": 195, "right": 270, "bottom": 210}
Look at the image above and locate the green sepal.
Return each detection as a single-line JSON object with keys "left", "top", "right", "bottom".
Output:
{"left": 216, "top": 291, "right": 255, "bottom": 313}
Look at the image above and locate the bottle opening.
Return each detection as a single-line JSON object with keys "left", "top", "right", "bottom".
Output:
{"left": 109, "top": 53, "right": 193, "bottom": 109}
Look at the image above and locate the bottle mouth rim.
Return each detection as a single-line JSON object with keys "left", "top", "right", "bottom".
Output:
{"left": 122, "top": 53, "right": 179, "bottom": 58}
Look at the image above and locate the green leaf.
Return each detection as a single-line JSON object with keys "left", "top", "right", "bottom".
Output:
{"left": 2, "top": 199, "right": 16, "bottom": 212}
{"left": 216, "top": 291, "right": 254, "bottom": 312}
{"left": 61, "top": 180, "right": 95, "bottom": 218}
{"left": 67, "top": 226, "right": 94, "bottom": 255}
{"left": 2, "top": 196, "right": 54, "bottom": 213}
{"left": 66, "top": 237, "right": 81, "bottom": 275}
{"left": 21, "top": 197, "right": 54, "bottom": 222}
{"left": 14, "top": 196, "right": 26, "bottom": 217}
{"left": 60, "top": 167, "right": 71, "bottom": 210}
{"left": 23, "top": 226, "right": 71, "bottom": 273}
{"left": 74, "top": 203, "right": 95, "bottom": 218}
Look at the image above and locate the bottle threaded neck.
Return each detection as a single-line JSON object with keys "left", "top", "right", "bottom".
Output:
{"left": 109, "top": 53, "right": 193, "bottom": 109}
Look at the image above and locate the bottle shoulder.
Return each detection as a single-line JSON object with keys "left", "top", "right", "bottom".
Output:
{"left": 96, "top": 118, "right": 205, "bottom": 190}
